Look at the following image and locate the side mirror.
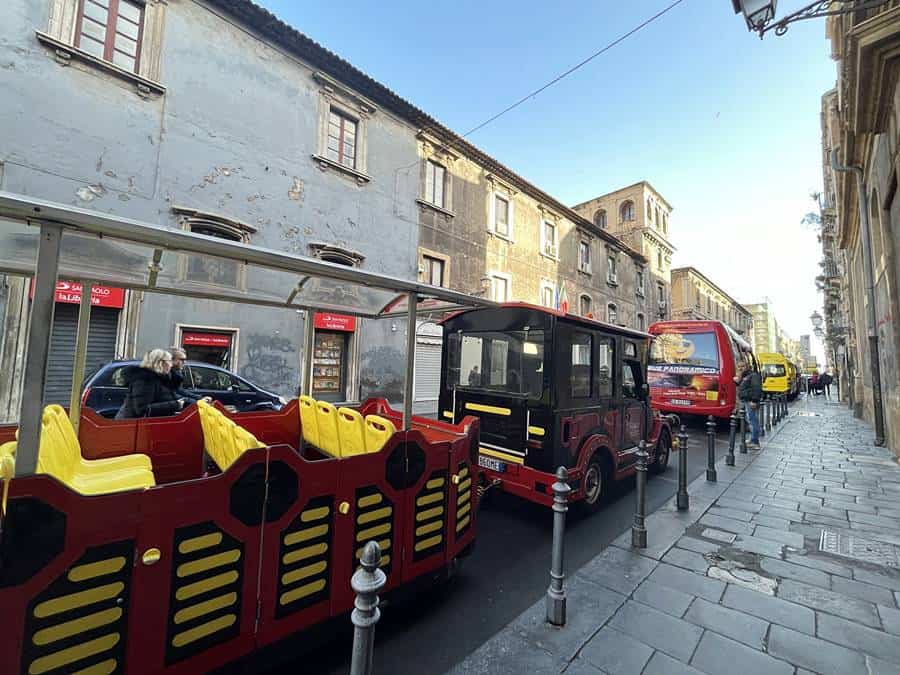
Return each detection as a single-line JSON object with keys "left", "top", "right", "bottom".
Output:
{"left": 230, "top": 384, "right": 241, "bottom": 392}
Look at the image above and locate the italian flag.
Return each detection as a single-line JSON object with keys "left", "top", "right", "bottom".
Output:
{"left": 556, "top": 282, "right": 569, "bottom": 314}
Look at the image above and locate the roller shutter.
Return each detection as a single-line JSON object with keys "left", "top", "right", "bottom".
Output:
{"left": 413, "top": 323, "right": 443, "bottom": 408}
{"left": 44, "top": 305, "right": 120, "bottom": 404}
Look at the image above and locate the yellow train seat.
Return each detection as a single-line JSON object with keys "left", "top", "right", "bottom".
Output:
{"left": 45, "top": 404, "right": 153, "bottom": 474}
{"left": 315, "top": 400, "right": 342, "bottom": 458}
{"left": 36, "top": 409, "right": 155, "bottom": 494}
{"left": 364, "top": 415, "right": 397, "bottom": 454}
{"left": 337, "top": 407, "right": 367, "bottom": 458}
{"left": 299, "top": 395, "right": 321, "bottom": 449}
{"left": 232, "top": 426, "right": 264, "bottom": 456}
{"left": 197, "top": 400, "right": 264, "bottom": 471}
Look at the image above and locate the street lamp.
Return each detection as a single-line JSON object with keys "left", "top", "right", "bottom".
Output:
{"left": 732, "top": 0, "right": 777, "bottom": 33}
{"left": 731, "top": 0, "right": 891, "bottom": 38}
{"left": 810, "top": 311, "right": 823, "bottom": 329}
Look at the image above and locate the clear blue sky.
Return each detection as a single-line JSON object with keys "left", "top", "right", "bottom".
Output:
{"left": 257, "top": 0, "right": 835, "bottom": 361}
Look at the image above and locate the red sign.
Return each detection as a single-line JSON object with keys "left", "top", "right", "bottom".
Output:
{"left": 182, "top": 332, "right": 233, "bottom": 348}
{"left": 29, "top": 280, "right": 126, "bottom": 309}
{"left": 314, "top": 313, "right": 357, "bottom": 332}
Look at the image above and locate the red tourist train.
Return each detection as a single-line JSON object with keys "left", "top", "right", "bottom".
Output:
{"left": 0, "top": 192, "right": 491, "bottom": 675}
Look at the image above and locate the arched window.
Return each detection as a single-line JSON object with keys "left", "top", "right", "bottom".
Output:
{"left": 579, "top": 294, "right": 592, "bottom": 317}
{"left": 662, "top": 212, "right": 668, "bottom": 234}
{"left": 620, "top": 201, "right": 635, "bottom": 222}
{"left": 647, "top": 199, "right": 653, "bottom": 222}
{"left": 594, "top": 209, "right": 607, "bottom": 229}
{"left": 656, "top": 206, "right": 663, "bottom": 231}
{"left": 607, "top": 303, "right": 618, "bottom": 324}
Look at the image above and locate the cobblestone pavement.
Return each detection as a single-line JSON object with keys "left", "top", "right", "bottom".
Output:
{"left": 448, "top": 396, "right": 900, "bottom": 674}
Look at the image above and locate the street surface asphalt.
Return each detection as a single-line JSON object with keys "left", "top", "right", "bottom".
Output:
{"left": 265, "top": 416, "right": 736, "bottom": 674}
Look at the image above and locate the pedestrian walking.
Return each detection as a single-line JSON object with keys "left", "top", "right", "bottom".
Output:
{"left": 810, "top": 372, "right": 820, "bottom": 396}
{"left": 115, "top": 349, "right": 187, "bottom": 419}
{"left": 734, "top": 365, "right": 762, "bottom": 449}
{"left": 821, "top": 371, "right": 833, "bottom": 398}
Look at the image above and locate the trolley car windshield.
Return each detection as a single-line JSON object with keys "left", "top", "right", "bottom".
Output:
{"left": 446, "top": 330, "right": 545, "bottom": 397}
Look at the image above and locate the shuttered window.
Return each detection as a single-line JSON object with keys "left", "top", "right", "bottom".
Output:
{"left": 76, "top": 0, "right": 145, "bottom": 73}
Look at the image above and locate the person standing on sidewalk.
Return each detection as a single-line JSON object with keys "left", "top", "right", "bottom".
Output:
{"left": 735, "top": 365, "right": 763, "bottom": 449}
{"left": 821, "top": 370, "right": 833, "bottom": 398}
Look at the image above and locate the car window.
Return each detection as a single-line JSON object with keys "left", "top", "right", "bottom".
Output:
{"left": 190, "top": 366, "right": 233, "bottom": 391}
{"left": 571, "top": 332, "right": 593, "bottom": 398}
{"left": 233, "top": 376, "right": 253, "bottom": 393}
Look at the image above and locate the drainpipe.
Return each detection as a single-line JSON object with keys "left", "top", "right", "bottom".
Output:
{"left": 831, "top": 148, "right": 886, "bottom": 446}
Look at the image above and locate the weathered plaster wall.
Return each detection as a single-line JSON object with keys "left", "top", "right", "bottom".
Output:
{"left": 0, "top": 0, "right": 418, "bottom": 400}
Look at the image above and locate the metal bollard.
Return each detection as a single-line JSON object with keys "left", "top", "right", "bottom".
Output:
{"left": 739, "top": 406, "right": 748, "bottom": 454}
{"left": 546, "top": 466, "right": 571, "bottom": 626}
{"left": 726, "top": 411, "right": 737, "bottom": 467}
{"left": 760, "top": 400, "right": 767, "bottom": 438}
{"left": 765, "top": 399, "right": 771, "bottom": 432}
{"left": 350, "top": 541, "right": 387, "bottom": 675}
{"left": 706, "top": 415, "right": 717, "bottom": 482}
{"left": 677, "top": 425, "right": 689, "bottom": 510}
{"left": 783, "top": 394, "right": 788, "bottom": 419}
{"left": 632, "top": 441, "right": 648, "bottom": 548}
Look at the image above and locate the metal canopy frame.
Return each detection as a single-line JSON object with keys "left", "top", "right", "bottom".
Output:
{"left": 0, "top": 191, "right": 495, "bottom": 476}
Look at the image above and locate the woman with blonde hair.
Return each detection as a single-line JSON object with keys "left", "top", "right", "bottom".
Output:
{"left": 115, "top": 348, "right": 187, "bottom": 419}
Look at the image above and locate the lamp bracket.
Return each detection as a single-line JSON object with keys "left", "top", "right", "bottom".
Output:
{"left": 755, "top": 0, "right": 890, "bottom": 38}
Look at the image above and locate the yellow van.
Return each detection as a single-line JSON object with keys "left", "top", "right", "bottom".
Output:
{"left": 785, "top": 360, "right": 800, "bottom": 399}
{"left": 758, "top": 352, "right": 790, "bottom": 395}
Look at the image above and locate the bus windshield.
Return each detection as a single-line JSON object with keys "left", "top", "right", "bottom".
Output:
{"left": 650, "top": 332, "right": 720, "bottom": 372}
{"left": 448, "top": 330, "right": 544, "bottom": 397}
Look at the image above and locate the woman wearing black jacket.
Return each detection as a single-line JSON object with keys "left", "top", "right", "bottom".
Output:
{"left": 115, "top": 349, "right": 187, "bottom": 419}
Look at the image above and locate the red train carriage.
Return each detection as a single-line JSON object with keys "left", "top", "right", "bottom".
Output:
{"left": 438, "top": 304, "right": 673, "bottom": 511}
{"left": 0, "top": 193, "right": 491, "bottom": 675}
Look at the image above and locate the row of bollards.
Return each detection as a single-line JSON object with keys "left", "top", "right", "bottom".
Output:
{"left": 544, "top": 393, "right": 794, "bottom": 628}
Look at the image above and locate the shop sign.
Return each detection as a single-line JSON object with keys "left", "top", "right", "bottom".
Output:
{"left": 314, "top": 313, "right": 356, "bottom": 332}
{"left": 29, "top": 280, "right": 126, "bottom": 308}
{"left": 182, "top": 332, "right": 233, "bottom": 348}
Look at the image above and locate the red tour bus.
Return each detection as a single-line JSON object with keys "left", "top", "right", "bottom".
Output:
{"left": 648, "top": 320, "right": 755, "bottom": 419}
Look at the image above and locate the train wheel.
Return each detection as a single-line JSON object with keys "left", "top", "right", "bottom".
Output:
{"left": 651, "top": 429, "right": 671, "bottom": 474}
{"left": 581, "top": 456, "right": 608, "bottom": 513}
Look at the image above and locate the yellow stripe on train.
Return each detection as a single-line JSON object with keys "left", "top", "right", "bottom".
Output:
{"left": 479, "top": 447, "right": 524, "bottom": 465}
{"left": 465, "top": 402, "right": 511, "bottom": 416}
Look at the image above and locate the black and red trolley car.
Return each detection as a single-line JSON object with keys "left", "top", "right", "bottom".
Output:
{"left": 0, "top": 193, "right": 490, "bottom": 675}
{"left": 438, "top": 304, "right": 674, "bottom": 510}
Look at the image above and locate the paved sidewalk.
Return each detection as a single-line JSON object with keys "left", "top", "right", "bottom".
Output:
{"left": 448, "top": 396, "right": 900, "bottom": 674}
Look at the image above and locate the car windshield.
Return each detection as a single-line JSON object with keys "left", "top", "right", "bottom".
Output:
{"left": 650, "top": 331, "right": 720, "bottom": 372}
{"left": 763, "top": 363, "right": 786, "bottom": 377}
{"left": 447, "top": 330, "right": 544, "bottom": 397}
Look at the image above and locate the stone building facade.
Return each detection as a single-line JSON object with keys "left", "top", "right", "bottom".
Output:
{"left": 670, "top": 266, "right": 753, "bottom": 336}
{"left": 0, "top": 0, "right": 430, "bottom": 417}
{"left": 414, "top": 133, "right": 650, "bottom": 332}
{"left": 820, "top": 4, "right": 900, "bottom": 453}
{"left": 571, "top": 182, "right": 675, "bottom": 324}
{"left": 745, "top": 303, "right": 778, "bottom": 355}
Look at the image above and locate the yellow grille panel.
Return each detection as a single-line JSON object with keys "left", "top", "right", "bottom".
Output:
{"left": 455, "top": 461, "right": 475, "bottom": 539}
{"left": 24, "top": 541, "right": 133, "bottom": 675}
{"left": 277, "top": 495, "right": 333, "bottom": 617}
{"left": 166, "top": 522, "right": 244, "bottom": 665}
{"left": 413, "top": 470, "right": 447, "bottom": 560}
{"left": 353, "top": 486, "right": 394, "bottom": 573}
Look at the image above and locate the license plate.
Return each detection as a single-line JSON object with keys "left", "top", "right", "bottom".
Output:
{"left": 669, "top": 399, "right": 692, "bottom": 407}
{"left": 478, "top": 455, "right": 505, "bottom": 473}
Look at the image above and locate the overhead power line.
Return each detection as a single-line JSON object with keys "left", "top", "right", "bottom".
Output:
{"left": 458, "top": 0, "right": 687, "bottom": 139}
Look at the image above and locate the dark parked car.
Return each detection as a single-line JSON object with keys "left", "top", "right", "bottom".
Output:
{"left": 82, "top": 360, "right": 287, "bottom": 418}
